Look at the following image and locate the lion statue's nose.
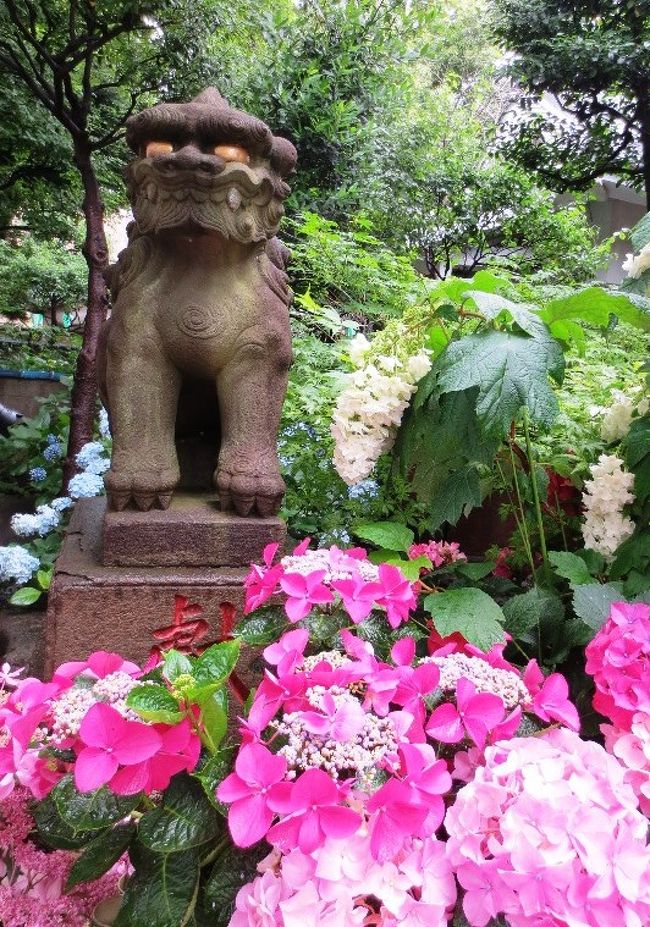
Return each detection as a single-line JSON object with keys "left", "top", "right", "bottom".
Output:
{"left": 158, "top": 144, "right": 225, "bottom": 175}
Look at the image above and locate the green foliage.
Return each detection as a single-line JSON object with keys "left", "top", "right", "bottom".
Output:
{"left": 424, "top": 587, "right": 507, "bottom": 650}
{"left": 0, "top": 323, "right": 80, "bottom": 375}
{"left": 66, "top": 822, "right": 136, "bottom": 889}
{"left": 137, "top": 774, "right": 223, "bottom": 854}
{"left": 353, "top": 521, "right": 414, "bottom": 552}
{"left": 235, "top": 608, "right": 289, "bottom": 646}
{"left": 493, "top": 0, "right": 650, "bottom": 203}
{"left": 0, "top": 239, "right": 86, "bottom": 322}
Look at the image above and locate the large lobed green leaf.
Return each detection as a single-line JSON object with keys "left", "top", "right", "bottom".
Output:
{"left": 423, "top": 587, "right": 506, "bottom": 650}
{"left": 540, "top": 287, "right": 650, "bottom": 332}
{"left": 437, "top": 328, "right": 564, "bottom": 436}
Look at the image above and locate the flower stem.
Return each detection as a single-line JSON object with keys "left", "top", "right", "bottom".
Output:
{"left": 522, "top": 410, "right": 552, "bottom": 586}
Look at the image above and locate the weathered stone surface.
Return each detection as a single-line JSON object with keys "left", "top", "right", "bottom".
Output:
{"left": 45, "top": 498, "right": 253, "bottom": 676}
{"left": 102, "top": 492, "right": 286, "bottom": 567}
{"left": 96, "top": 87, "right": 297, "bottom": 517}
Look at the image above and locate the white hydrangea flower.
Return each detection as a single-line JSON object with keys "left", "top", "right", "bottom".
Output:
{"left": 0, "top": 546, "right": 40, "bottom": 585}
{"left": 331, "top": 347, "right": 432, "bottom": 486}
{"left": 621, "top": 242, "right": 650, "bottom": 280}
{"left": 582, "top": 454, "right": 635, "bottom": 560}
{"left": 347, "top": 333, "right": 371, "bottom": 367}
{"left": 601, "top": 390, "right": 635, "bottom": 443}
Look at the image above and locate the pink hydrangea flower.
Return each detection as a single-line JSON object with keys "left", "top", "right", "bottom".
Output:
{"left": 267, "top": 768, "right": 361, "bottom": 853}
{"left": 280, "top": 570, "right": 334, "bottom": 622}
{"left": 585, "top": 601, "right": 650, "bottom": 727}
{"left": 426, "top": 678, "right": 505, "bottom": 750}
{"left": 264, "top": 629, "right": 309, "bottom": 677}
{"left": 445, "top": 728, "right": 650, "bottom": 927}
{"left": 375, "top": 563, "right": 416, "bottom": 628}
{"left": 217, "top": 742, "right": 288, "bottom": 847}
{"left": 74, "top": 702, "right": 162, "bottom": 792}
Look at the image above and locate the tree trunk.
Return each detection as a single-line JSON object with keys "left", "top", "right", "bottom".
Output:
{"left": 639, "top": 89, "right": 650, "bottom": 212}
{"left": 61, "top": 140, "right": 109, "bottom": 490}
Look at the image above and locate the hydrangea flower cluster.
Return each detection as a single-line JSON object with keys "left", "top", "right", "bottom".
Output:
{"left": 600, "top": 389, "right": 636, "bottom": 443}
{"left": 0, "top": 650, "right": 201, "bottom": 802}
{"left": 408, "top": 540, "right": 466, "bottom": 569}
{"left": 581, "top": 454, "right": 635, "bottom": 559}
{"left": 11, "top": 502, "right": 63, "bottom": 538}
{"left": 0, "top": 787, "right": 124, "bottom": 927}
{"left": 3, "top": 432, "right": 111, "bottom": 590}
{"left": 0, "top": 547, "right": 40, "bottom": 585}
{"left": 622, "top": 240, "right": 650, "bottom": 279}
{"left": 586, "top": 601, "right": 650, "bottom": 814}
{"left": 446, "top": 729, "right": 650, "bottom": 927}
{"left": 218, "top": 616, "right": 582, "bottom": 927}
{"left": 28, "top": 467, "right": 47, "bottom": 484}
{"left": 231, "top": 833, "right": 456, "bottom": 927}
{"left": 244, "top": 540, "right": 417, "bottom": 629}
{"left": 331, "top": 330, "right": 431, "bottom": 485}
{"left": 43, "top": 434, "right": 62, "bottom": 463}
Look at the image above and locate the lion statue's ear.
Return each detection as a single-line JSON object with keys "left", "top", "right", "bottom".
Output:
{"left": 270, "top": 136, "right": 297, "bottom": 179}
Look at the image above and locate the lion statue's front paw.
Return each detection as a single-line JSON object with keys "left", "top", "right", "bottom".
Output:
{"left": 105, "top": 465, "right": 180, "bottom": 512}
{"left": 215, "top": 465, "right": 285, "bottom": 518}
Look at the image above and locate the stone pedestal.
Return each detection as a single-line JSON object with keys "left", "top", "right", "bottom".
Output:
{"left": 44, "top": 496, "right": 285, "bottom": 676}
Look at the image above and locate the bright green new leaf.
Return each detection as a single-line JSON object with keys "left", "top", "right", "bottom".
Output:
{"left": 437, "top": 330, "right": 563, "bottom": 436}
{"left": 126, "top": 684, "right": 183, "bottom": 724}
{"left": 540, "top": 287, "right": 650, "bottom": 332}
{"left": 36, "top": 568, "right": 52, "bottom": 590}
{"left": 194, "top": 640, "right": 241, "bottom": 690}
{"left": 200, "top": 689, "right": 228, "bottom": 753}
{"left": 9, "top": 586, "right": 42, "bottom": 606}
{"left": 353, "top": 521, "right": 414, "bottom": 552}
{"left": 163, "top": 650, "right": 193, "bottom": 683}
{"left": 423, "top": 587, "right": 506, "bottom": 650}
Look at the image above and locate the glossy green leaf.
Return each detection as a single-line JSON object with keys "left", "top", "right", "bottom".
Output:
{"left": 115, "top": 843, "right": 201, "bottom": 927}
{"left": 53, "top": 775, "right": 141, "bottom": 831}
{"left": 353, "top": 520, "right": 414, "bottom": 552}
{"left": 235, "top": 608, "right": 288, "bottom": 646}
{"left": 138, "top": 773, "right": 223, "bottom": 853}
{"left": 126, "top": 684, "right": 183, "bottom": 724}
{"left": 424, "top": 587, "right": 506, "bottom": 650}
{"left": 66, "top": 822, "right": 136, "bottom": 889}
{"left": 9, "top": 586, "right": 42, "bottom": 606}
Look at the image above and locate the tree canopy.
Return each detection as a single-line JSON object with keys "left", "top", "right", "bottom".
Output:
{"left": 493, "top": 0, "right": 650, "bottom": 207}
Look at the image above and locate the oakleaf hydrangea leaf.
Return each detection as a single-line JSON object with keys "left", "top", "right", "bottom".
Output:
{"left": 437, "top": 330, "right": 563, "bottom": 436}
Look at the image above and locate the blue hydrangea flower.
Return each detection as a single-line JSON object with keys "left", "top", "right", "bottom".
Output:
{"left": 75, "top": 441, "right": 110, "bottom": 475}
{"left": 98, "top": 407, "right": 111, "bottom": 439}
{"left": 68, "top": 472, "right": 105, "bottom": 499}
{"left": 0, "top": 545, "right": 40, "bottom": 584}
{"left": 29, "top": 467, "right": 47, "bottom": 483}
{"left": 347, "top": 479, "right": 380, "bottom": 500}
{"left": 46, "top": 434, "right": 59, "bottom": 445}
{"left": 43, "top": 442, "right": 62, "bottom": 462}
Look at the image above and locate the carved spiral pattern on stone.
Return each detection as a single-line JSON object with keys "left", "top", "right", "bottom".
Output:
{"left": 177, "top": 304, "right": 220, "bottom": 339}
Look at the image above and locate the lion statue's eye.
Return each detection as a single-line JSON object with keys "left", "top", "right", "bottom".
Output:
{"left": 214, "top": 144, "right": 250, "bottom": 164}
{"left": 145, "top": 141, "right": 173, "bottom": 157}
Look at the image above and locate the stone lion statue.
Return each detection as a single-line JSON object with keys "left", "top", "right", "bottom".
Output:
{"left": 97, "top": 88, "right": 297, "bottom": 517}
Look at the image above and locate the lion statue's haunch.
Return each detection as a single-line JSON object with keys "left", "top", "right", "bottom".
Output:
{"left": 97, "top": 88, "right": 297, "bottom": 517}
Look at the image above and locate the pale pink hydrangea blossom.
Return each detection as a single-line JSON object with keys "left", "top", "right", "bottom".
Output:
{"left": 445, "top": 728, "right": 650, "bottom": 927}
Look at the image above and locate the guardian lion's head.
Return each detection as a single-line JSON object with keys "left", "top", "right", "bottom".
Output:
{"left": 124, "top": 88, "right": 297, "bottom": 243}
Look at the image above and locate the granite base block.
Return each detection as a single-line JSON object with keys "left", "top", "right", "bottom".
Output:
{"left": 102, "top": 492, "right": 286, "bottom": 567}
{"left": 44, "top": 498, "right": 267, "bottom": 681}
